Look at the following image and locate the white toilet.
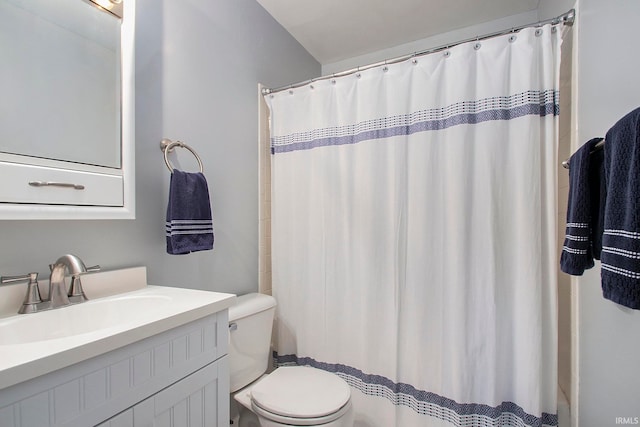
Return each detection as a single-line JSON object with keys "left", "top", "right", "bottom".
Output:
{"left": 229, "top": 293, "right": 354, "bottom": 427}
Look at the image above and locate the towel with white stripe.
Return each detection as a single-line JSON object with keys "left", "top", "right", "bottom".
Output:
{"left": 601, "top": 108, "right": 640, "bottom": 309}
{"left": 560, "top": 138, "right": 604, "bottom": 275}
{"left": 165, "top": 170, "right": 214, "bottom": 255}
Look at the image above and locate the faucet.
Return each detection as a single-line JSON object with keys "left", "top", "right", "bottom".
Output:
{"left": 0, "top": 254, "right": 100, "bottom": 314}
{"left": 49, "top": 254, "right": 100, "bottom": 306}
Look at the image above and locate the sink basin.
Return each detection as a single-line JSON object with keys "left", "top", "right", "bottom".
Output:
{"left": 0, "top": 294, "right": 171, "bottom": 345}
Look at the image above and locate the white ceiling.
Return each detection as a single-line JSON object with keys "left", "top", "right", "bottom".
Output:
{"left": 256, "top": 0, "right": 541, "bottom": 65}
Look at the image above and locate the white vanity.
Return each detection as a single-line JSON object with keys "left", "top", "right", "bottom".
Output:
{"left": 0, "top": 267, "right": 235, "bottom": 426}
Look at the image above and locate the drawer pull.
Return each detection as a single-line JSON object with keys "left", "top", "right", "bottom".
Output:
{"left": 29, "top": 181, "right": 85, "bottom": 190}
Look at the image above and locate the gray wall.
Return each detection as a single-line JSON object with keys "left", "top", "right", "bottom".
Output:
{"left": 572, "top": 1, "right": 640, "bottom": 425}
{"left": 0, "top": 0, "right": 319, "bottom": 295}
{"left": 537, "top": 0, "right": 575, "bottom": 21}
{"left": 322, "top": 10, "right": 538, "bottom": 76}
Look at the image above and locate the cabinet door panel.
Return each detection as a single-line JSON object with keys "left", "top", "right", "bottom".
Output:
{"left": 134, "top": 357, "right": 228, "bottom": 427}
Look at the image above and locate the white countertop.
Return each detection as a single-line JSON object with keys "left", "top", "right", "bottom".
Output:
{"left": 0, "top": 267, "right": 235, "bottom": 390}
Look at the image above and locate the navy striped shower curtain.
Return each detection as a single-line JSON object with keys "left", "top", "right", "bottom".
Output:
{"left": 267, "top": 24, "right": 561, "bottom": 427}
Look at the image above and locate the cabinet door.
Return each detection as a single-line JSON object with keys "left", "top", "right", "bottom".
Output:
{"left": 133, "top": 356, "right": 228, "bottom": 427}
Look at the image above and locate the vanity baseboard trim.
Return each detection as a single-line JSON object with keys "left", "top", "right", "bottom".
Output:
{"left": 0, "top": 311, "right": 228, "bottom": 427}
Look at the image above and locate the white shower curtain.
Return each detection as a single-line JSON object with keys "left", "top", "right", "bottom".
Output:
{"left": 266, "top": 25, "right": 561, "bottom": 427}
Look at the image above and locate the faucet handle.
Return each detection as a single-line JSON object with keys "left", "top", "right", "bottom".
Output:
{"left": 0, "top": 273, "right": 38, "bottom": 285}
{"left": 1, "top": 273, "right": 43, "bottom": 313}
{"left": 85, "top": 265, "right": 101, "bottom": 273}
{"left": 67, "top": 265, "right": 99, "bottom": 303}
{"left": 1, "top": 272, "right": 38, "bottom": 285}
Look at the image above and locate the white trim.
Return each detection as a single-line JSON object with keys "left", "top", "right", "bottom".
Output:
{"left": 258, "top": 83, "right": 273, "bottom": 295}
{"left": 569, "top": 6, "right": 580, "bottom": 426}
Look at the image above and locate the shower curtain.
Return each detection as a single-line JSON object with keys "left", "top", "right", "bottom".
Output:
{"left": 266, "top": 25, "right": 561, "bottom": 427}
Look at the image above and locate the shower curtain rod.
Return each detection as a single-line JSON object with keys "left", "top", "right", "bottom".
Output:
{"left": 262, "top": 9, "right": 575, "bottom": 96}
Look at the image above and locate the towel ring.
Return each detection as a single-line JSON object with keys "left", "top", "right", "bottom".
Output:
{"left": 160, "top": 138, "right": 203, "bottom": 173}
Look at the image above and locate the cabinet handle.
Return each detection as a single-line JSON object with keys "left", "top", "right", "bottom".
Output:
{"left": 29, "top": 181, "right": 85, "bottom": 190}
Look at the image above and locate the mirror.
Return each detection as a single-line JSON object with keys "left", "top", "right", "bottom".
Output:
{"left": 0, "top": 0, "right": 121, "bottom": 168}
{"left": 0, "top": 0, "right": 134, "bottom": 219}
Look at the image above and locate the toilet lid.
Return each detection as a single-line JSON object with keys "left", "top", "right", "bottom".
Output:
{"left": 250, "top": 366, "right": 351, "bottom": 419}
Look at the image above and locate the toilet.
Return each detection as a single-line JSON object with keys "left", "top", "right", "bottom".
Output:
{"left": 229, "top": 293, "right": 354, "bottom": 427}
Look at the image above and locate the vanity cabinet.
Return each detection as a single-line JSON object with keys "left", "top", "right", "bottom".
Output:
{"left": 0, "top": 311, "right": 229, "bottom": 427}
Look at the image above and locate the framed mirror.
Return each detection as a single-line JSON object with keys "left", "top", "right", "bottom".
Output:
{"left": 0, "top": 0, "right": 135, "bottom": 219}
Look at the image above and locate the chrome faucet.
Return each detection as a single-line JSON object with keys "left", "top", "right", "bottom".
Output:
{"left": 49, "top": 254, "right": 100, "bottom": 306}
{"left": 0, "top": 254, "right": 100, "bottom": 314}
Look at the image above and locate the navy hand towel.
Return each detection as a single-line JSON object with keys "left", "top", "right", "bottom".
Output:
{"left": 166, "top": 170, "right": 214, "bottom": 255}
{"left": 601, "top": 107, "right": 640, "bottom": 309}
{"left": 560, "top": 137, "right": 604, "bottom": 275}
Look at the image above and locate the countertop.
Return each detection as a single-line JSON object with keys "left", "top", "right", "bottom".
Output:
{"left": 0, "top": 267, "right": 235, "bottom": 389}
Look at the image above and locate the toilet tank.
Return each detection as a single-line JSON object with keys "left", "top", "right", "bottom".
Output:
{"left": 228, "top": 293, "right": 277, "bottom": 393}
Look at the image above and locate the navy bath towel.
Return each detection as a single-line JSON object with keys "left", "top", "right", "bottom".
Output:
{"left": 166, "top": 170, "right": 214, "bottom": 255}
{"left": 601, "top": 107, "right": 640, "bottom": 309}
{"left": 560, "top": 137, "right": 604, "bottom": 275}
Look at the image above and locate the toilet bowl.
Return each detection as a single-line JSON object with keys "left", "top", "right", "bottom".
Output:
{"left": 229, "top": 293, "right": 353, "bottom": 427}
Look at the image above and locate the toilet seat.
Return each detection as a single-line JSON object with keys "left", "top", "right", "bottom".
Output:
{"left": 251, "top": 398, "right": 352, "bottom": 426}
{"left": 250, "top": 366, "right": 351, "bottom": 425}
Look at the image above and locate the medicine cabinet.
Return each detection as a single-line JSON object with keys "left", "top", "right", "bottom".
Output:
{"left": 0, "top": 0, "right": 135, "bottom": 219}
